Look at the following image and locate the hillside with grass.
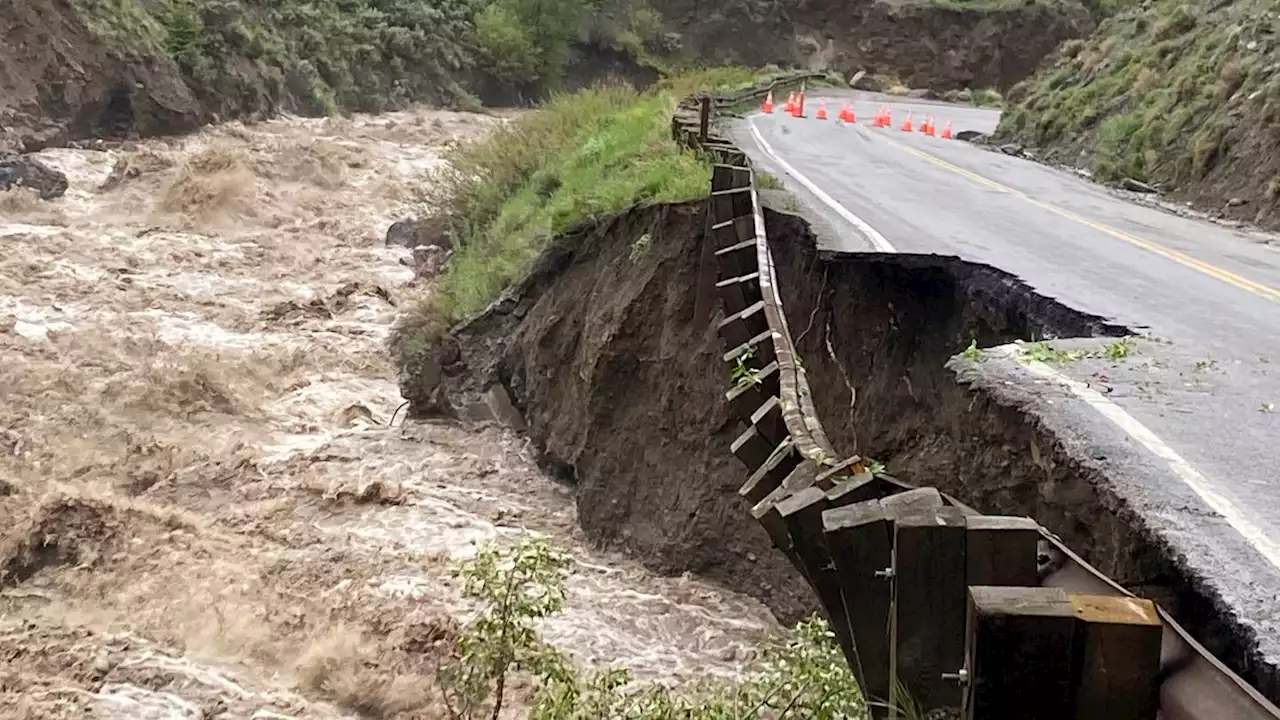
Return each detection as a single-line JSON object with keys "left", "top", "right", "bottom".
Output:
{"left": 0, "top": 0, "right": 667, "bottom": 153}
{"left": 997, "top": 0, "right": 1280, "bottom": 227}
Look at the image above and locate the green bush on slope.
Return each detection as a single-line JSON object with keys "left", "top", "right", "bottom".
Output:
{"left": 998, "top": 0, "right": 1280, "bottom": 222}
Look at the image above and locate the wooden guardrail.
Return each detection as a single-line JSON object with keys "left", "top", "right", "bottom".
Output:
{"left": 672, "top": 76, "right": 1280, "bottom": 720}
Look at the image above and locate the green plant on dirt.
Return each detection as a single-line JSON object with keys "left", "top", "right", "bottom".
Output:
{"left": 755, "top": 171, "right": 785, "bottom": 190}
{"left": 1102, "top": 337, "right": 1134, "bottom": 361}
{"left": 1016, "top": 339, "right": 1086, "bottom": 364}
{"left": 961, "top": 339, "right": 984, "bottom": 362}
{"left": 444, "top": 537, "right": 871, "bottom": 720}
{"left": 731, "top": 347, "right": 763, "bottom": 389}
{"left": 438, "top": 536, "right": 573, "bottom": 719}
{"left": 1015, "top": 337, "right": 1138, "bottom": 364}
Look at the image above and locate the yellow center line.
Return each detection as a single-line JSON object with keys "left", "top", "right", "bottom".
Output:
{"left": 863, "top": 127, "right": 1280, "bottom": 304}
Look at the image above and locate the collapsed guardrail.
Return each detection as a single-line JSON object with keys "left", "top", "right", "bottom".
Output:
{"left": 671, "top": 76, "right": 1280, "bottom": 720}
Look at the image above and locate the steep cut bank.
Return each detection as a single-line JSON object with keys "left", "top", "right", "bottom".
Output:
{"left": 766, "top": 208, "right": 1280, "bottom": 700}
{"left": 0, "top": 0, "right": 659, "bottom": 153}
{"left": 651, "top": 0, "right": 1093, "bottom": 91}
{"left": 429, "top": 201, "right": 818, "bottom": 624}
{"left": 997, "top": 0, "right": 1280, "bottom": 228}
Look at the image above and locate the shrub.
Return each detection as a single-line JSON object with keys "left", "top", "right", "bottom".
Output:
{"left": 442, "top": 537, "right": 872, "bottom": 720}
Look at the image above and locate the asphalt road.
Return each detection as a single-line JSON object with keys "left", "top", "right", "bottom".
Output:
{"left": 732, "top": 89, "right": 1280, "bottom": 665}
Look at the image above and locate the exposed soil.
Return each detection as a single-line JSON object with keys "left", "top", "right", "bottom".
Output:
{"left": 0, "top": 113, "right": 782, "bottom": 718}
{"left": 651, "top": 0, "right": 1093, "bottom": 92}
{"left": 432, "top": 202, "right": 818, "bottom": 626}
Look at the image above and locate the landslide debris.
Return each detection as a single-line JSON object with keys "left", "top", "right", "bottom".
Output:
{"left": 997, "top": 0, "right": 1280, "bottom": 228}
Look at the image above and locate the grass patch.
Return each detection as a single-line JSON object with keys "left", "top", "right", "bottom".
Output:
{"left": 398, "top": 67, "right": 762, "bottom": 352}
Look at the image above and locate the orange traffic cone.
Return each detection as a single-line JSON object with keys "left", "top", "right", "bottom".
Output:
{"left": 761, "top": 91, "right": 774, "bottom": 114}
{"left": 924, "top": 116, "right": 936, "bottom": 136}
{"left": 941, "top": 120, "right": 953, "bottom": 140}
{"left": 795, "top": 91, "right": 806, "bottom": 118}
{"left": 784, "top": 92, "right": 795, "bottom": 115}
{"left": 879, "top": 107, "right": 892, "bottom": 128}
{"left": 838, "top": 103, "right": 855, "bottom": 123}
{"left": 815, "top": 101, "right": 828, "bottom": 120}
{"left": 900, "top": 112, "right": 913, "bottom": 132}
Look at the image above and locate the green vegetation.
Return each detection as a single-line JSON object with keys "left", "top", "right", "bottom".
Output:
{"left": 396, "top": 67, "right": 761, "bottom": 352}
{"left": 442, "top": 535, "right": 875, "bottom": 720}
{"left": 1014, "top": 337, "right": 1138, "bottom": 364}
{"left": 998, "top": 0, "right": 1280, "bottom": 217}
{"left": 69, "top": 0, "right": 671, "bottom": 115}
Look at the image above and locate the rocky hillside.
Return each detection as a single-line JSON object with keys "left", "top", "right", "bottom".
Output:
{"left": 997, "top": 0, "right": 1280, "bottom": 227}
{"left": 651, "top": 0, "right": 1095, "bottom": 91}
{"left": 0, "top": 0, "right": 660, "bottom": 154}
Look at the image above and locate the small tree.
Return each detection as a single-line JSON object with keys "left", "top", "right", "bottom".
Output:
{"left": 439, "top": 535, "right": 573, "bottom": 719}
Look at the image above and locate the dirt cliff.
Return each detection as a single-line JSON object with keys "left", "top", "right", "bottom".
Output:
{"left": 433, "top": 202, "right": 818, "bottom": 624}
{"left": 652, "top": 0, "right": 1094, "bottom": 91}
{"left": 996, "top": 0, "right": 1280, "bottom": 228}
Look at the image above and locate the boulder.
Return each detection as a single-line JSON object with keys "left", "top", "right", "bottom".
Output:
{"left": 954, "top": 130, "right": 989, "bottom": 143}
{"left": 0, "top": 156, "right": 68, "bottom": 199}
{"left": 385, "top": 215, "right": 453, "bottom": 251}
{"left": 849, "top": 71, "right": 882, "bottom": 92}
{"left": 907, "top": 88, "right": 939, "bottom": 100}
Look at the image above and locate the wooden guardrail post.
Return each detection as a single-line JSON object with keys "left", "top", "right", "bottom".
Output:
{"left": 1070, "top": 594, "right": 1162, "bottom": 720}
{"left": 699, "top": 95, "right": 711, "bottom": 144}
{"left": 893, "top": 506, "right": 969, "bottom": 713}
{"left": 961, "top": 589, "right": 1163, "bottom": 720}
{"left": 963, "top": 586, "right": 1078, "bottom": 720}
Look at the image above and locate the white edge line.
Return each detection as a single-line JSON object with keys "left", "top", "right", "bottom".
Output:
{"left": 745, "top": 116, "right": 897, "bottom": 254}
{"left": 988, "top": 343, "right": 1280, "bottom": 571}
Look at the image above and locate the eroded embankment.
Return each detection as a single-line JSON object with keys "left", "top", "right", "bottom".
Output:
{"left": 434, "top": 193, "right": 1276, "bottom": 698}
{"left": 764, "top": 206, "right": 1275, "bottom": 698}
{"left": 437, "top": 201, "right": 817, "bottom": 624}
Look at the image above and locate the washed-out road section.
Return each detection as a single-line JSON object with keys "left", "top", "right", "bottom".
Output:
{"left": 733, "top": 89, "right": 1280, "bottom": 679}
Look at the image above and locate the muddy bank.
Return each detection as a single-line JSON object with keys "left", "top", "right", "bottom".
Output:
{"left": 434, "top": 202, "right": 816, "bottom": 624}
{"left": 765, "top": 208, "right": 1275, "bottom": 696}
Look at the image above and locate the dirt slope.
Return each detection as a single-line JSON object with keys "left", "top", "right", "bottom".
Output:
{"left": 652, "top": 0, "right": 1094, "bottom": 91}
{"left": 429, "top": 202, "right": 817, "bottom": 624}
{"left": 997, "top": 0, "right": 1280, "bottom": 228}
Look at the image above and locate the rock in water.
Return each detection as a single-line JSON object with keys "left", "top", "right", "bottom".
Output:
{"left": 0, "top": 156, "right": 69, "bottom": 199}
{"left": 385, "top": 215, "right": 453, "bottom": 251}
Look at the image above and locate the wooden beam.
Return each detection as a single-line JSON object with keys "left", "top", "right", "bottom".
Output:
{"left": 823, "top": 499, "right": 895, "bottom": 714}
{"left": 1069, "top": 594, "right": 1162, "bottom": 720}
{"left": 963, "top": 586, "right": 1077, "bottom": 720}
{"left": 892, "top": 506, "right": 968, "bottom": 714}
{"left": 965, "top": 515, "right": 1040, "bottom": 587}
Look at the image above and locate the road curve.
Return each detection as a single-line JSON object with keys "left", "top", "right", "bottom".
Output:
{"left": 731, "top": 89, "right": 1280, "bottom": 674}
